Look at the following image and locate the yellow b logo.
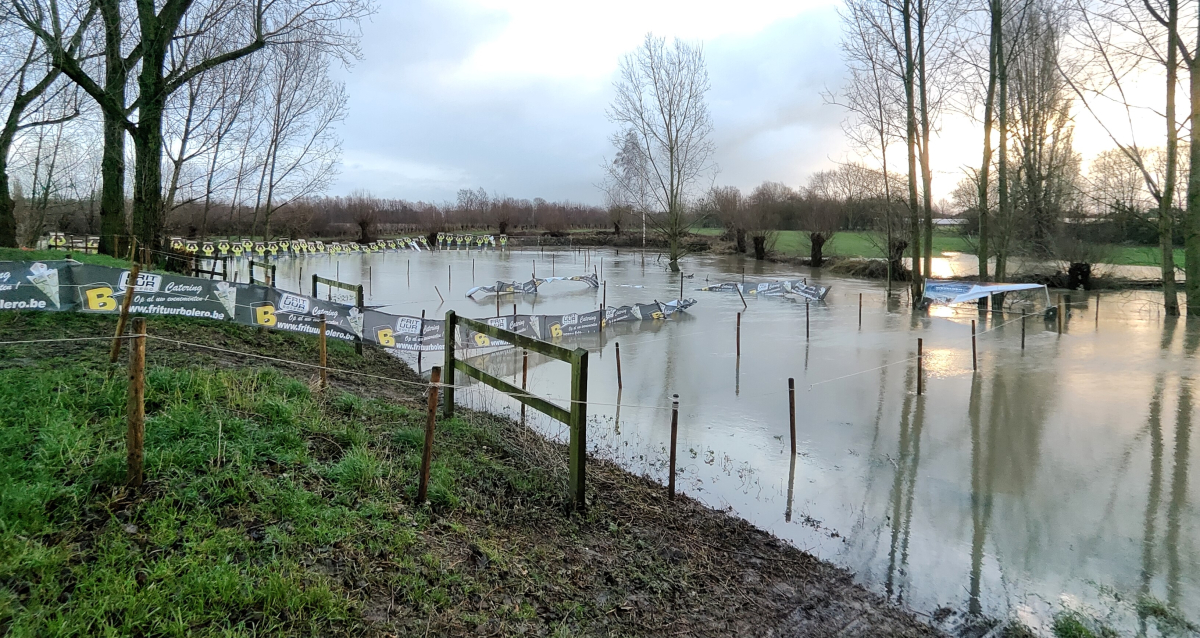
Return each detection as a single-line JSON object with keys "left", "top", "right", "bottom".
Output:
{"left": 255, "top": 305, "right": 277, "bottom": 326}
{"left": 377, "top": 328, "right": 395, "bottom": 347}
{"left": 473, "top": 333, "right": 491, "bottom": 347}
{"left": 84, "top": 287, "right": 117, "bottom": 311}
{"left": 550, "top": 324, "right": 563, "bottom": 339}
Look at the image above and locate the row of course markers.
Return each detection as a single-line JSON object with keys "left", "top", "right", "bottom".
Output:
{"left": 0, "top": 260, "right": 696, "bottom": 353}
{"left": 167, "top": 236, "right": 433, "bottom": 258}
{"left": 158, "top": 232, "right": 513, "bottom": 258}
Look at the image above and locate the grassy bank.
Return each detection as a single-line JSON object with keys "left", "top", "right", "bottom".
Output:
{"left": 0, "top": 247, "right": 130, "bottom": 268}
{"left": 0, "top": 312, "right": 938, "bottom": 637}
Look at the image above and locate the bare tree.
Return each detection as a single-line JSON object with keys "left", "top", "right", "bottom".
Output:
{"left": 249, "top": 42, "right": 346, "bottom": 239}
{"left": 12, "top": 0, "right": 372, "bottom": 254}
{"left": 0, "top": 5, "right": 87, "bottom": 247}
{"left": 606, "top": 33, "right": 716, "bottom": 272}
{"left": 1067, "top": 0, "right": 1191, "bottom": 312}
{"left": 841, "top": 0, "right": 959, "bottom": 296}
{"left": 708, "top": 185, "right": 745, "bottom": 252}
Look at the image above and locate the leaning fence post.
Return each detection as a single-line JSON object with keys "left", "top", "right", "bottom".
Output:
{"left": 917, "top": 338, "right": 924, "bottom": 396}
{"left": 443, "top": 311, "right": 456, "bottom": 418}
{"left": 569, "top": 348, "right": 589, "bottom": 511}
{"left": 668, "top": 394, "right": 679, "bottom": 499}
{"left": 1021, "top": 311, "right": 1027, "bottom": 350}
{"left": 417, "top": 366, "right": 442, "bottom": 503}
{"left": 110, "top": 262, "right": 141, "bottom": 363}
{"left": 788, "top": 378, "right": 796, "bottom": 456}
{"left": 127, "top": 317, "right": 147, "bottom": 488}
{"left": 319, "top": 318, "right": 328, "bottom": 390}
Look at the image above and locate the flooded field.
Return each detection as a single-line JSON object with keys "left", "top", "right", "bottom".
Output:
{"left": 252, "top": 247, "right": 1197, "bottom": 633}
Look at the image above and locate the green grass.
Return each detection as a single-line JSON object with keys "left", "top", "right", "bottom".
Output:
{"left": 0, "top": 247, "right": 130, "bottom": 268}
{"left": 1, "top": 312, "right": 922, "bottom": 636}
{"left": 691, "top": 229, "right": 1189, "bottom": 267}
{"left": 0, "top": 315, "right": 556, "bottom": 635}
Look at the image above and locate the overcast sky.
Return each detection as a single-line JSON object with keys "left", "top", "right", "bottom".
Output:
{"left": 330, "top": 0, "right": 854, "bottom": 205}
{"left": 328, "top": 0, "right": 1160, "bottom": 206}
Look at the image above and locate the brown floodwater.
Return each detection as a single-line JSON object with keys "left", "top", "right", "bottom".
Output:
{"left": 255, "top": 246, "right": 1198, "bottom": 633}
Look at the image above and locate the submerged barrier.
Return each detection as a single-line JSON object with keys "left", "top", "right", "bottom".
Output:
{"left": 699, "top": 279, "right": 831, "bottom": 301}
{"left": 465, "top": 274, "right": 599, "bottom": 297}
{"left": 0, "top": 260, "right": 695, "bottom": 354}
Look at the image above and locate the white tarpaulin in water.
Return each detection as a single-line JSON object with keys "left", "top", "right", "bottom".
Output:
{"left": 923, "top": 280, "right": 1046, "bottom": 304}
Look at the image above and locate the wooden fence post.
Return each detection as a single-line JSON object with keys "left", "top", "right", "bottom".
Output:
{"left": 319, "top": 318, "right": 328, "bottom": 390}
{"left": 1057, "top": 294, "right": 1064, "bottom": 335}
{"left": 971, "top": 320, "right": 977, "bottom": 371}
{"left": 520, "top": 350, "right": 528, "bottom": 424}
{"left": 668, "top": 394, "right": 679, "bottom": 499}
{"left": 615, "top": 342, "right": 623, "bottom": 389}
{"left": 788, "top": 378, "right": 796, "bottom": 456}
{"left": 417, "top": 366, "right": 442, "bottom": 503}
{"left": 736, "top": 312, "right": 741, "bottom": 357}
{"left": 127, "top": 317, "right": 147, "bottom": 487}
{"left": 806, "top": 300, "right": 810, "bottom": 341}
{"left": 859, "top": 293, "right": 863, "bottom": 327}
{"left": 417, "top": 310, "right": 425, "bottom": 372}
{"left": 110, "top": 263, "right": 140, "bottom": 363}
{"left": 568, "top": 348, "right": 588, "bottom": 511}
{"left": 443, "top": 311, "right": 456, "bottom": 418}
{"left": 917, "top": 338, "right": 924, "bottom": 396}
{"left": 1021, "top": 311, "right": 1026, "bottom": 350}
{"left": 311, "top": 273, "right": 318, "bottom": 297}
{"left": 355, "top": 285, "right": 364, "bottom": 355}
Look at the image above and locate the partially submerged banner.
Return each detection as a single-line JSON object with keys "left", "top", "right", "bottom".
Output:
{"left": 922, "top": 280, "right": 1046, "bottom": 305}
{"left": 1, "top": 260, "right": 694, "bottom": 352}
{"left": 464, "top": 274, "right": 599, "bottom": 298}
{"left": 699, "top": 279, "right": 831, "bottom": 301}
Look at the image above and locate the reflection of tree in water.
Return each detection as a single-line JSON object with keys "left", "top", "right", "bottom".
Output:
{"left": 1136, "top": 319, "right": 1196, "bottom": 630}
{"left": 964, "top": 339, "right": 1058, "bottom": 617}
{"left": 885, "top": 366, "right": 920, "bottom": 603}
{"left": 1137, "top": 319, "right": 1175, "bottom": 634}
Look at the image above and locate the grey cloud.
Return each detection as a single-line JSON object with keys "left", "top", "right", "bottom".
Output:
{"left": 331, "top": 3, "right": 848, "bottom": 204}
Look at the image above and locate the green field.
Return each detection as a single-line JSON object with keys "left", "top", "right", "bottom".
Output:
{"left": 0, "top": 247, "right": 131, "bottom": 267}
{"left": 690, "top": 229, "right": 1182, "bottom": 268}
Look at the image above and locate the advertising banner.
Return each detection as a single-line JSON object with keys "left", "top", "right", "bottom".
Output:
{"left": 1, "top": 260, "right": 697, "bottom": 354}
{"left": 0, "top": 261, "right": 75, "bottom": 311}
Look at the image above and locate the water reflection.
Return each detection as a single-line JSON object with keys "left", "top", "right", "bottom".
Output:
{"left": 886, "top": 368, "right": 922, "bottom": 603}
{"left": 253, "top": 248, "right": 1200, "bottom": 629}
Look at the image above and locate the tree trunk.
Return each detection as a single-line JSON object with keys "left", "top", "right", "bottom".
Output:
{"left": 902, "top": 0, "right": 923, "bottom": 300}
{"left": 98, "top": 0, "right": 127, "bottom": 257}
{"left": 735, "top": 227, "right": 746, "bottom": 253}
{"left": 1161, "top": 0, "right": 1180, "bottom": 315}
{"left": 499, "top": 220, "right": 508, "bottom": 235}
{"left": 668, "top": 233, "right": 681, "bottom": 272}
{"left": 132, "top": 93, "right": 166, "bottom": 253}
{"left": 753, "top": 235, "right": 766, "bottom": 260}
{"left": 0, "top": 155, "right": 14, "bottom": 248}
{"left": 918, "top": 0, "right": 934, "bottom": 281}
{"left": 978, "top": 0, "right": 1000, "bottom": 308}
{"left": 994, "top": 3, "right": 1011, "bottom": 288}
{"left": 810, "top": 232, "right": 826, "bottom": 267}
{"left": 1185, "top": 42, "right": 1200, "bottom": 313}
